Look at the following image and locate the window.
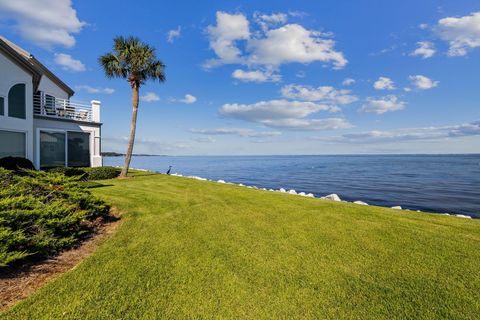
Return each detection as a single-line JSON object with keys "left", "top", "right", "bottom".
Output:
{"left": 8, "top": 83, "right": 26, "bottom": 119}
{"left": 39, "top": 131, "right": 91, "bottom": 168}
{"left": 0, "top": 97, "right": 4, "bottom": 116}
{"left": 0, "top": 130, "right": 26, "bottom": 158}
{"left": 40, "top": 131, "right": 65, "bottom": 169}
{"left": 68, "top": 132, "right": 90, "bottom": 167}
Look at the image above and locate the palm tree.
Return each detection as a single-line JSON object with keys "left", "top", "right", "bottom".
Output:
{"left": 99, "top": 36, "right": 165, "bottom": 178}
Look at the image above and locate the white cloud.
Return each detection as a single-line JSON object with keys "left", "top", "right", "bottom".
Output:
{"left": 232, "top": 69, "right": 281, "bottom": 82}
{"left": 254, "top": 12, "right": 288, "bottom": 31}
{"left": 436, "top": 11, "right": 480, "bottom": 56}
{"left": 205, "top": 11, "right": 347, "bottom": 69}
{"left": 75, "top": 85, "right": 114, "bottom": 94}
{"left": 192, "top": 136, "right": 216, "bottom": 143}
{"left": 167, "top": 26, "right": 181, "bottom": 43}
{"left": 359, "top": 95, "right": 406, "bottom": 114}
{"left": 0, "top": 0, "right": 85, "bottom": 48}
{"left": 53, "top": 53, "right": 85, "bottom": 72}
{"left": 318, "top": 121, "right": 480, "bottom": 144}
{"left": 140, "top": 92, "right": 160, "bottom": 102}
{"left": 409, "top": 75, "right": 439, "bottom": 90}
{"left": 247, "top": 24, "right": 347, "bottom": 69}
{"left": 180, "top": 94, "right": 197, "bottom": 104}
{"left": 204, "top": 11, "right": 250, "bottom": 67}
{"left": 281, "top": 84, "right": 358, "bottom": 105}
{"left": 373, "top": 77, "right": 395, "bottom": 90}
{"left": 220, "top": 99, "right": 351, "bottom": 130}
{"left": 411, "top": 41, "right": 436, "bottom": 58}
{"left": 342, "top": 78, "right": 355, "bottom": 86}
{"left": 419, "top": 23, "right": 429, "bottom": 30}
{"left": 190, "top": 128, "right": 281, "bottom": 138}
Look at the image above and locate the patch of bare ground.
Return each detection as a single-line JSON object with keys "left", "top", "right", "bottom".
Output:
{"left": 0, "top": 210, "right": 122, "bottom": 312}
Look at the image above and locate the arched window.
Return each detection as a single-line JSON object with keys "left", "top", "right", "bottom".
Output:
{"left": 8, "top": 83, "right": 26, "bottom": 119}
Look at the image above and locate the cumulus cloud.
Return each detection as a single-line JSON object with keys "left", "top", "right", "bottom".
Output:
{"left": 220, "top": 99, "right": 351, "bottom": 130}
{"left": 373, "top": 77, "right": 395, "bottom": 90}
{"left": 190, "top": 128, "right": 281, "bottom": 138}
{"left": 167, "top": 26, "right": 181, "bottom": 43}
{"left": 140, "top": 92, "right": 160, "bottom": 102}
{"left": 75, "top": 85, "right": 114, "bottom": 94}
{"left": 247, "top": 23, "right": 347, "bottom": 68}
{"left": 281, "top": 84, "right": 358, "bottom": 105}
{"left": 232, "top": 69, "right": 281, "bottom": 82}
{"left": 204, "top": 11, "right": 347, "bottom": 70}
{"left": 317, "top": 121, "right": 480, "bottom": 144}
{"left": 342, "top": 78, "right": 355, "bottom": 86}
{"left": 436, "top": 11, "right": 480, "bottom": 56}
{"left": 180, "top": 94, "right": 197, "bottom": 104}
{"left": 409, "top": 75, "right": 439, "bottom": 90}
{"left": 359, "top": 95, "right": 406, "bottom": 114}
{"left": 410, "top": 41, "right": 436, "bottom": 58}
{"left": 53, "top": 53, "right": 85, "bottom": 72}
{"left": 0, "top": 0, "right": 85, "bottom": 48}
{"left": 204, "top": 11, "right": 250, "bottom": 67}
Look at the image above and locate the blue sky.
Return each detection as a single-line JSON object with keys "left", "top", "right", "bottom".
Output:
{"left": 1, "top": 0, "right": 479, "bottom": 155}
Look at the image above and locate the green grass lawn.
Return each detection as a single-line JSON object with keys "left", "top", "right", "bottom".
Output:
{"left": 4, "top": 172, "right": 480, "bottom": 319}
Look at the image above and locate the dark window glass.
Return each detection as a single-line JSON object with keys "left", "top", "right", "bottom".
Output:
{"left": 45, "top": 94, "right": 56, "bottom": 115}
{"left": 40, "top": 131, "right": 65, "bottom": 169}
{"left": 0, "top": 130, "right": 26, "bottom": 158}
{"left": 68, "top": 131, "right": 90, "bottom": 167}
{"left": 0, "top": 97, "right": 4, "bottom": 115}
{"left": 8, "top": 84, "right": 26, "bottom": 119}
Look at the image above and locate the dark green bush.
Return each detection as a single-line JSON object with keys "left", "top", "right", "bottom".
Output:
{"left": 0, "top": 168, "right": 111, "bottom": 268}
{"left": 0, "top": 156, "right": 35, "bottom": 171}
{"left": 48, "top": 166, "right": 87, "bottom": 177}
{"left": 84, "top": 166, "right": 120, "bottom": 180}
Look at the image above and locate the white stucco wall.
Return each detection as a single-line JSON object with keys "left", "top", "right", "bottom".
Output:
{"left": 33, "top": 117, "right": 102, "bottom": 168}
{"left": 0, "top": 50, "right": 34, "bottom": 161}
{"left": 37, "top": 76, "right": 69, "bottom": 99}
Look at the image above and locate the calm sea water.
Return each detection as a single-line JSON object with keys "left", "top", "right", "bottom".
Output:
{"left": 104, "top": 155, "right": 480, "bottom": 218}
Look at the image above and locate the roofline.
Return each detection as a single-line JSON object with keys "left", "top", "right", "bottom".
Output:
{"left": 31, "top": 56, "right": 75, "bottom": 97}
{"left": 0, "top": 37, "right": 75, "bottom": 97}
{"left": 0, "top": 38, "right": 41, "bottom": 91}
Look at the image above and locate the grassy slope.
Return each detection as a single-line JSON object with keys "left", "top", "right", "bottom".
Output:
{"left": 4, "top": 172, "right": 480, "bottom": 319}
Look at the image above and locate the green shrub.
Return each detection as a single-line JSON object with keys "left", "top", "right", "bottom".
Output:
{"left": 84, "top": 166, "right": 121, "bottom": 180}
{"left": 0, "top": 156, "right": 35, "bottom": 171}
{"left": 48, "top": 166, "right": 87, "bottom": 178}
{"left": 0, "top": 168, "right": 111, "bottom": 268}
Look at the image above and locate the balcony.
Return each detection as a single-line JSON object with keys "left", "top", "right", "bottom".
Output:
{"left": 33, "top": 93, "right": 100, "bottom": 123}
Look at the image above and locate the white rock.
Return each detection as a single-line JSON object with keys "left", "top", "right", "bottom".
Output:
{"left": 261, "top": 188, "right": 267, "bottom": 191}
{"left": 288, "top": 189, "right": 297, "bottom": 195}
{"left": 269, "top": 189, "right": 274, "bottom": 192}
{"left": 322, "top": 194, "right": 341, "bottom": 201}
{"left": 217, "top": 180, "right": 226, "bottom": 183}
{"left": 441, "top": 213, "right": 450, "bottom": 216}
{"left": 279, "top": 188, "right": 286, "bottom": 193}
{"left": 391, "top": 206, "right": 402, "bottom": 210}
{"left": 298, "top": 192, "right": 306, "bottom": 196}
{"left": 353, "top": 201, "right": 368, "bottom": 206}
{"left": 246, "top": 186, "right": 253, "bottom": 189}
{"left": 455, "top": 214, "right": 472, "bottom": 219}
{"left": 306, "top": 193, "right": 314, "bottom": 198}
{"left": 239, "top": 183, "right": 245, "bottom": 187}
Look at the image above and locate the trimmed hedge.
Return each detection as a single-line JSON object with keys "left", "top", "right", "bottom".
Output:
{"left": 0, "top": 168, "right": 111, "bottom": 268}
{"left": 84, "top": 166, "right": 121, "bottom": 180}
{"left": 46, "top": 166, "right": 121, "bottom": 180}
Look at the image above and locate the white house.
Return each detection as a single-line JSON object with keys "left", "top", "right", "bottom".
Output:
{"left": 0, "top": 36, "right": 102, "bottom": 169}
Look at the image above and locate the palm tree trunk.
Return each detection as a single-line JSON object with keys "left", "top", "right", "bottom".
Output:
{"left": 120, "top": 84, "right": 139, "bottom": 178}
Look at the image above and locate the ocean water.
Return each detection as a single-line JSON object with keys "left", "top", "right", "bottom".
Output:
{"left": 104, "top": 155, "right": 480, "bottom": 218}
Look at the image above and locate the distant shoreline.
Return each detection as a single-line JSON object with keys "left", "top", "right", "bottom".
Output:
{"left": 102, "top": 152, "right": 165, "bottom": 157}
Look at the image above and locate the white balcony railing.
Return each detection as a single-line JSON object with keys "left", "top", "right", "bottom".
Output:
{"left": 33, "top": 93, "right": 95, "bottom": 122}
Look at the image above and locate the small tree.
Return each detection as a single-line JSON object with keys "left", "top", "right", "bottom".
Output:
{"left": 99, "top": 36, "right": 165, "bottom": 177}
